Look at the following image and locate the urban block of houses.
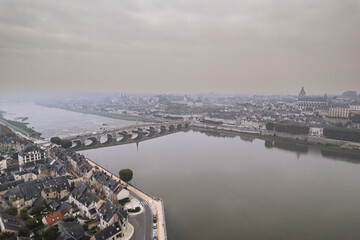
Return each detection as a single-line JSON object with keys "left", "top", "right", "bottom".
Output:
{"left": 2, "top": 176, "right": 71, "bottom": 208}
{"left": 68, "top": 182, "right": 104, "bottom": 219}
{"left": 90, "top": 170, "right": 129, "bottom": 202}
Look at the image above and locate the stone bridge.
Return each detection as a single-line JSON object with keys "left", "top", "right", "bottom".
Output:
{"left": 66, "top": 122, "right": 190, "bottom": 151}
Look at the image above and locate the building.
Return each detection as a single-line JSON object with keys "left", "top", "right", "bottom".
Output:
{"left": 297, "top": 96, "right": 328, "bottom": 110}
{"left": 299, "top": 87, "right": 306, "bottom": 97}
{"left": 3, "top": 180, "right": 44, "bottom": 208}
{"left": 57, "top": 222, "right": 85, "bottom": 240}
{"left": 328, "top": 105, "right": 350, "bottom": 118}
{"left": 0, "top": 213, "right": 23, "bottom": 234}
{"left": 18, "top": 144, "right": 46, "bottom": 166}
{"left": 90, "top": 170, "right": 129, "bottom": 202}
{"left": 42, "top": 210, "right": 65, "bottom": 225}
{"left": 98, "top": 202, "right": 119, "bottom": 229}
{"left": 341, "top": 91, "right": 357, "bottom": 99}
{"left": 0, "top": 157, "right": 7, "bottom": 172}
{"left": 68, "top": 182, "right": 104, "bottom": 219}
{"left": 91, "top": 223, "right": 123, "bottom": 240}
{"left": 41, "top": 176, "right": 70, "bottom": 200}
{"left": 350, "top": 102, "right": 360, "bottom": 112}
{"left": 309, "top": 127, "right": 323, "bottom": 137}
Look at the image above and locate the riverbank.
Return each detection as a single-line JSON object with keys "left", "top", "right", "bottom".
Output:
{"left": 85, "top": 157, "right": 167, "bottom": 240}
{"left": 38, "top": 104, "right": 161, "bottom": 123}
{"left": 191, "top": 124, "right": 360, "bottom": 156}
{"left": 0, "top": 111, "right": 42, "bottom": 139}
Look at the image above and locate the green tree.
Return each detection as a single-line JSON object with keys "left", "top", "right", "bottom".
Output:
{"left": 20, "top": 208, "right": 29, "bottom": 221}
{"left": 25, "top": 218, "right": 38, "bottom": 230}
{"left": 323, "top": 127, "right": 360, "bottom": 142}
{"left": 0, "top": 232, "right": 16, "bottom": 240}
{"left": 50, "top": 136, "right": 61, "bottom": 145}
{"left": 266, "top": 122, "right": 275, "bottom": 130}
{"left": 30, "top": 206, "right": 45, "bottom": 216}
{"left": 4, "top": 207, "right": 17, "bottom": 216}
{"left": 41, "top": 225, "right": 59, "bottom": 240}
{"left": 119, "top": 168, "right": 133, "bottom": 182}
{"left": 18, "top": 229, "right": 31, "bottom": 237}
{"left": 60, "top": 139, "right": 72, "bottom": 148}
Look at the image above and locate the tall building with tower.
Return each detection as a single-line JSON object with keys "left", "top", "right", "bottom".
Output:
{"left": 297, "top": 87, "right": 328, "bottom": 110}
{"left": 299, "top": 87, "right": 306, "bottom": 97}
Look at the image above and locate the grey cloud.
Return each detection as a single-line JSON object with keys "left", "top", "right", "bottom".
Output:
{"left": 0, "top": 0, "right": 359, "bottom": 94}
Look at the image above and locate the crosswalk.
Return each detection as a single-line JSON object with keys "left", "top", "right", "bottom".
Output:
{"left": 139, "top": 200, "right": 149, "bottom": 206}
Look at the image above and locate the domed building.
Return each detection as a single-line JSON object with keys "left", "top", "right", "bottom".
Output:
{"left": 299, "top": 87, "right": 306, "bottom": 97}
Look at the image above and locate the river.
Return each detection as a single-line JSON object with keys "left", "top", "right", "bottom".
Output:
{"left": 0, "top": 102, "right": 136, "bottom": 139}
{"left": 2, "top": 102, "right": 360, "bottom": 239}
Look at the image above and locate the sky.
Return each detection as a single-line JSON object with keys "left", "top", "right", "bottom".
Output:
{"left": 0, "top": 0, "right": 359, "bottom": 95}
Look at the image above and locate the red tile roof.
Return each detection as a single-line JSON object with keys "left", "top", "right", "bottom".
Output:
{"left": 44, "top": 210, "right": 64, "bottom": 225}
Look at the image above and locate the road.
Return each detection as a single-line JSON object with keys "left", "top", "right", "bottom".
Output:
{"left": 129, "top": 192, "right": 154, "bottom": 240}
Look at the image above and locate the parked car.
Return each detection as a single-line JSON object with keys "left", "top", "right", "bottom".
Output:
{"left": 153, "top": 222, "right": 157, "bottom": 229}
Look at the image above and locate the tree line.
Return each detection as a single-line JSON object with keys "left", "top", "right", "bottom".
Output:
{"left": 266, "top": 122, "right": 310, "bottom": 134}
{"left": 323, "top": 127, "right": 360, "bottom": 142}
{"left": 50, "top": 136, "right": 72, "bottom": 148}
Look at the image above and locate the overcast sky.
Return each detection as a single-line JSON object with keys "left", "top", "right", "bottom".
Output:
{"left": 0, "top": 0, "right": 359, "bottom": 95}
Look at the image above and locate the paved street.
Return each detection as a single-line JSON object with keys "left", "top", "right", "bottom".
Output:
{"left": 129, "top": 193, "right": 154, "bottom": 240}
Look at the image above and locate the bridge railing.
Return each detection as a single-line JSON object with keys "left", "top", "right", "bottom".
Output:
{"left": 65, "top": 121, "right": 189, "bottom": 140}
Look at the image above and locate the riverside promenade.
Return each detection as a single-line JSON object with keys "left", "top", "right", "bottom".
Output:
{"left": 192, "top": 123, "right": 360, "bottom": 150}
{"left": 85, "top": 157, "right": 167, "bottom": 240}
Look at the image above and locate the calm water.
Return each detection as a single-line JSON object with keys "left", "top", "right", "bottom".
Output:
{"left": 3, "top": 102, "right": 360, "bottom": 239}
{"left": 80, "top": 131, "right": 360, "bottom": 240}
{"left": 0, "top": 102, "right": 136, "bottom": 139}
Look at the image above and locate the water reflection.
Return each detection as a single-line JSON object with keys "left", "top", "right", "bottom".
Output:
{"left": 321, "top": 149, "right": 360, "bottom": 163}
{"left": 81, "top": 131, "right": 360, "bottom": 240}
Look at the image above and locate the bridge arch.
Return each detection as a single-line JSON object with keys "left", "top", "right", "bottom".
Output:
{"left": 168, "top": 124, "right": 175, "bottom": 132}
{"left": 100, "top": 134, "right": 113, "bottom": 144}
{"left": 71, "top": 140, "right": 82, "bottom": 148}
{"left": 85, "top": 137, "right": 98, "bottom": 146}
{"left": 159, "top": 126, "right": 166, "bottom": 134}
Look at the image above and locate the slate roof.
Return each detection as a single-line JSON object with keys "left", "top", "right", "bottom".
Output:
{"left": 2, "top": 177, "right": 69, "bottom": 202}
{"left": 42, "top": 176, "right": 70, "bottom": 193}
{"left": 70, "top": 182, "right": 87, "bottom": 199}
{"left": 0, "top": 213, "right": 23, "bottom": 232}
{"left": 0, "top": 180, "right": 24, "bottom": 194}
{"left": 57, "top": 222, "right": 85, "bottom": 240}
{"left": 18, "top": 180, "right": 44, "bottom": 201}
{"left": 298, "top": 96, "right": 328, "bottom": 102}
{"left": 92, "top": 223, "right": 122, "bottom": 240}
{"left": 32, "top": 196, "right": 46, "bottom": 207}
{"left": 77, "top": 189, "right": 100, "bottom": 207}
{"left": 58, "top": 202, "right": 72, "bottom": 214}
{"left": 91, "top": 171, "right": 119, "bottom": 191}
{"left": 98, "top": 202, "right": 120, "bottom": 223}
